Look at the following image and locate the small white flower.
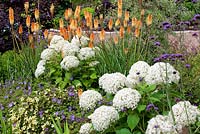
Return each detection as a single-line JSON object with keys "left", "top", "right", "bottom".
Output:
{"left": 88, "top": 105, "right": 119, "bottom": 132}
{"left": 50, "top": 35, "right": 64, "bottom": 45}
{"left": 79, "top": 90, "right": 102, "bottom": 110}
{"left": 35, "top": 66, "right": 45, "bottom": 78}
{"left": 40, "top": 48, "right": 56, "bottom": 61}
{"left": 60, "top": 56, "right": 79, "bottom": 70}
{"left": 144, "top": 62, "right": 180, "bottom": 85}
{"left": 79, "top": 123, "right": 93, "bottom": 134}
{"left": 168, "top": 101, "right": 200, "bottom": 127}
{"left": 127, "top": 61, "right": 150, "bottom": 88}
{"left": 61, "top": 42, "right": 80, "bottom": 57}
{"left": 78, "top": 47, "right": 95, "bottom": 60}
{"left": 71, "top": 35, "right": 89, "bottom": 47}
{"left": 113, "top": 88, "right": 141, "bottom": 111}
{"left": 146, "top": 115, "right": 179, "bottom": 134}
{"left": 99, "top": 72, "right": 128, "bottom": 94}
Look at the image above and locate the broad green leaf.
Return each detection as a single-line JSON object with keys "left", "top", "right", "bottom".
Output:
{"left": 116, "top": 128, "right": 132, "bottom": 134}
{"left": 127, "top": 113, "right": 140, "bottom": 131}
{"left": 55, "top": 77, "right": 62, "bottom": 84}
{"left": 146, "top": 84, "right": 157, "bottom": 92}
{"left": 90, "top": 73, "right": 97, "bottom": 79}
{"left": 137, "top": 105, "right": 146, "bottom": 113}
{"left": 149, "top": 97, "right": 160, "bottom": 102}
{"left": 72, "top": 80, "right": 82, "bottom": 87}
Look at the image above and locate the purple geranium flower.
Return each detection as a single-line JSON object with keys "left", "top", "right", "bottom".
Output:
{"left": 8, "top": 102, "right": 14, "bottom": 108}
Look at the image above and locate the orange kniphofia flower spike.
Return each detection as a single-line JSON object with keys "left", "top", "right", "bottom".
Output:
{"left": 43, "top": 29, "right": 48, "bottom": 39}
{"left": 118, "top": 8, "right": 122, "bottom": 18}
{"left": 119, "top": 26, "right": 124, "bottom": 38}
{"left": 26, "top": 15, "right": 31, "bottom": 28}
{"left": 135, "top": 28, "right": 140, "bottom": 38}
{"left": 9, "top": 7, "right": 14, "bottom": 25}
{"left": 123, "top": 20, "right": 127, "bottom": 28}
{"left": 125, "top": 10, "right": 129, "bottom": 21}
{"left": 18, "top": 24, "right": 23, "bottom": 34}
{"left": 90, "top": 32, "right": 95, "bottom": 42}
{"left": 146, "top": 14, "right": 153, "bottom": 26}
{"left": 136, "top": 20, "right": 142, "bottom": 29}
{"left": 59, "top": 18, "right": 64, "bottom": 28}
{"left": 24, "top": 2, "right": 29, "bottom": 15}
{"left": 115, "top": 18, "right": 121, "bottom": 27}
{"left": 76, "top": 27, "right": 82, "bottom": 38}
{"left": 34, "top": 22, "right": 40, "bottom": 32}
{"left": 108, "top": 18, "right": 113, "bottom": 30}
{"left": 118, "top": 0, "right": 123, "bottom": 9}
{"left": 31, "top": 22, "right": 35, "bottom": 32}
{"left": 131, "top": 17, "right": 137, "bottom": 27}
{"left": 88, "top": 41, "right": 94, "bottom": 48}
{"left": 94, "top": 18, "right": 99, "bottom": 30}
{"left": 74, "top": 6, "right": 81, "bottom": 19}
{"left": 127, "top": 26, "right": 131, "bottom": 34}
{"left": 113, "top": 36, "right": 118, "bottom": 44}
{"left": 99, "top": 29, "right": 105, "bottom": 41}
{"left": 34, "top": 8, "right": 39, "bottom": 20}
{"left": 50, "top": 3, "right": 54, "bottom": 17}
{"left": 28, "top": 34, "right": 33, "bottom": 43}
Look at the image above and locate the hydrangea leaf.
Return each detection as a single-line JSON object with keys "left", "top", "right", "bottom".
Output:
{"left": 127, "top": 113, "right": 140, "bottom": 131}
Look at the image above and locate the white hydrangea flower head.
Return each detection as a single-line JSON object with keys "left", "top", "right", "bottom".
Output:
{"left": 61, "top": 42, "right": 80, "bottom": 58}
{"left": 71, "top": 35, "right": 89, "bottom": 47}
{"left": 49, "top": 35, "right": 68, "bottom": 52}
{"left": 35, "top": 66, "right": 45, "bottom": 78}
{"left": 60, "top": 56, "right": 80, "bottom": 70}
{"left": 88, "top": 105, "right": 119, "bottom": 132}
{"left": 113, "top": 88, "right": 141, "bottom": 111}
{"left": 99, "top": 72, "right": 128, "bottom": 94}
{"left": 40, "top": 48, "right": 56, "bottom": 61}
{"left": 37, "top": 60, "right": 46, "bottom": 68}
{"left": 168, "top": 101, "right": 200, "bottom": 127}
{"left": 79, "top": 123, "right": 93, "bottom": 134}
{"left": 127, "top": 61, "right": 150, "bottom": 88}
{"left": 79, "top": 90, "right": 102, "bottom": 110}
{"left": 78, "top": 47, "right": 95, "bottom": 60}
{"left": 144, "top": 62, "right": 180, "bottom": 85}
{"left": 145, "top": 115, "right": 179, "bottom": 134}
{"left": 50, "top": 35, "right": 64, "bottom": 45}
{"left": 89, "top": 61, "right": 100, "bottom": 67}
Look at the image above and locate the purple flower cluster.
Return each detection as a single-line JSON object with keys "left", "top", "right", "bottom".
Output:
{"left": 162, "top": 22, "right": 172, "bottom": 30}
{"left": 52, "top": 97, "right": 62, "bottom": 105}
{"left": 153, "top": 53, "right": 184, "bottom": 63}
{"left": 146, "top": 103, "right": 159, "bottom": 111}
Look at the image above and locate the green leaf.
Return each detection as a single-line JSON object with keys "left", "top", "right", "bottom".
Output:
{"left": 146, "top": 84, "right": 157, "bottom": 92}
{"left": 127, "top": 113, "right": 140, "bottom": 131}
{"left": 149, "top": 97, "right": 160, "bottom": 102}
{"left": 90, "top": 73, "right": 97, "bottom": 79}
{"left": 137, "top": 105, "right": 146, "bottom": 113}
{"left": 116, "top": 128, "right": 132, "bottom": 134}
{"left": 72, "top": 80, "right": 82, "bottom": 87}
{"left": 55, "top": 77, "right": 62, "bottom": 84}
